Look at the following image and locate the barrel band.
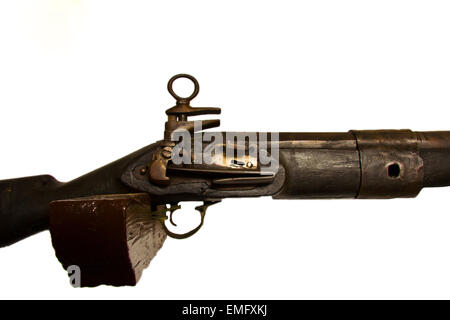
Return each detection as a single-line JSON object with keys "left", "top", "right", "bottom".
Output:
{"left": 351, "top": 130, "right": 424, "bottom": 199}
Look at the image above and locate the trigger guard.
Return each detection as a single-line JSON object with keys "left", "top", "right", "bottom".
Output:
{"left": 161, "top": 221, "right": 204, "bottom": 239}
{"left": 157, "top": 201, "right": 220, "bottom": 239}
{"left": 161, "top": 208, "right": 206, "bottom": 239}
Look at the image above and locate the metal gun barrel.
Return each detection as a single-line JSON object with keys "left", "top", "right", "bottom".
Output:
{"left": 418, "top": 131, "right": 450, "bottom": 188}
{"left": 275, "top": 130, "right": 450, "bottom": 199}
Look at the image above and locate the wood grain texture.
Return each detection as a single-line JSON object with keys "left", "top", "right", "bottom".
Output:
{"left": 49, "top": 193, "right": 166, "bottom": 287}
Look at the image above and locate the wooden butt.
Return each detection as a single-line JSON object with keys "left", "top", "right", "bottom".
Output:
{"left": 49, "top": 193, "right": 166, "bottom": 287}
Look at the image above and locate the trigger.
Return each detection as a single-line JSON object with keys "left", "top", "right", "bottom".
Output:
{"left": 168, "top": 204, "right": 179, "bottom": 227}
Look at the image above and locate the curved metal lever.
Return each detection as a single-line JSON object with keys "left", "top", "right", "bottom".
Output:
{"left": 166, "top": 74, "right": 221, "bottom": 117}
{"left": 151, "top": 201, "right": 220, "bottom": 239}
{"left": 148, "top": 74, "right": 221, "bottom": 186}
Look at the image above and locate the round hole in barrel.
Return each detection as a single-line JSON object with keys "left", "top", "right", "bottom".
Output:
{"left": 387, "top": 162, "right": 401, "bottom": 178}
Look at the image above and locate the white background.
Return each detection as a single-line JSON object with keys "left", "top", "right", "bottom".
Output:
{"left": 1, "top": 0, "right": 450, "bottom": 299}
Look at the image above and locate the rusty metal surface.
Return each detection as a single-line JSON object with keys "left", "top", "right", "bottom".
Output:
{"left": 352, "top": 130, "right": 424, "bottom": 199}
{"left": 50, "top": 193, "right": 165, "bottom": 287}
{"left": 418, "top": 131, "right": 450, "bottom": 187}
{"left": 121, "top": 135, "right": 286, "bottom": 202}
{"left": 274, "top": 133, "right": 360, "bottom": 199}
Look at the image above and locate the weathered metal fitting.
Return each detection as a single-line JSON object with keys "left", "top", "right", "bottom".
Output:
{"left": 351, "top": 130, "right": 424, "bottom": 199}
{"left": 148, "top": 74, "right": 221, "bottom": 186}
